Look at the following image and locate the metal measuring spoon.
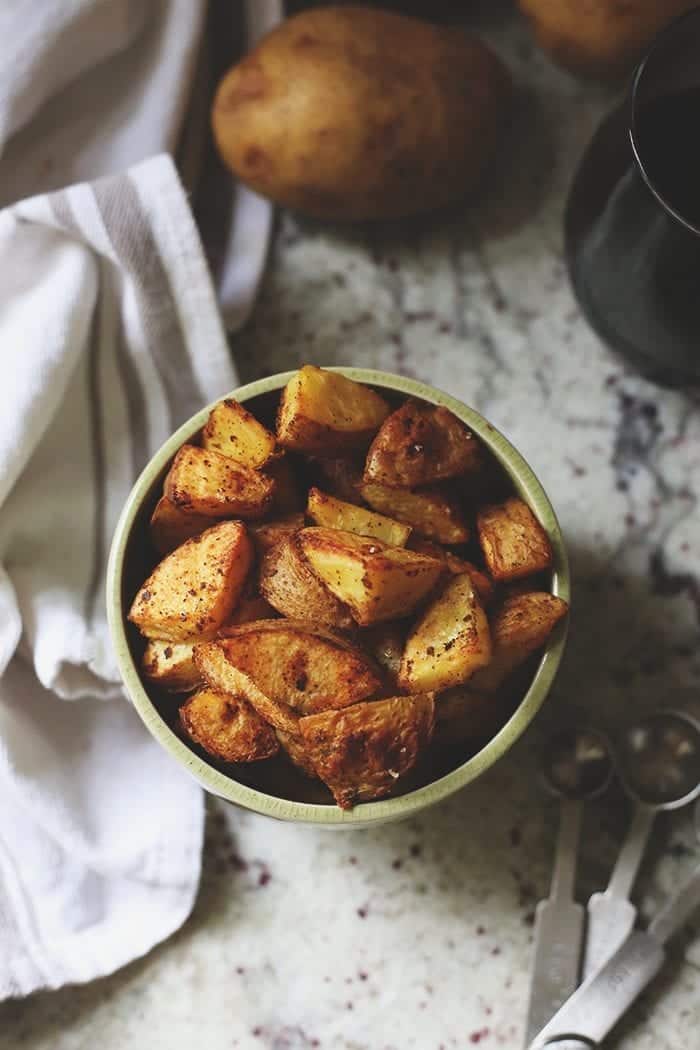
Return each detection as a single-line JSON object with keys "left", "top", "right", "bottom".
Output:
{"left": 530, "top": 797, "right": 700, "bottom": 1049}
{"left": 581, "top": 709, "right": 700, "bottom": 980}
{"left": 524, "top": 727, "right": 614, "bottom": 1048}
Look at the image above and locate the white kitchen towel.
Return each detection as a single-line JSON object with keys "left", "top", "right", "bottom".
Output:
{"left": 0, "top": 0, "right": 282, "bottom": 1000}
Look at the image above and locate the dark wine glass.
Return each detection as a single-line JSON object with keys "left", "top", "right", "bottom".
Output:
{"left": 566, "top": 6, "right": 700, "bottom": 386}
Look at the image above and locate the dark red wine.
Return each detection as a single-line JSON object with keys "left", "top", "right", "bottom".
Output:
{"left": 635, "top": 87, "right": 700, "bottom": 229}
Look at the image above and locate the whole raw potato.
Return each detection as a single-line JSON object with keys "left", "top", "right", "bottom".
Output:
{"left": 211, "top": 6, "right": 510, "bottom": 221}
{"left": 518, "top": 0, "right": 698, "bottom": 77}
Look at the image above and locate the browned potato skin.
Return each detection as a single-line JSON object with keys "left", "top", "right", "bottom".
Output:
{"left": 259, "top": 533, "right": 354, "bottom": 630}
{"left": 518, "top": 0, "right": 697, "bottom": 78}
{"left": 214, "top": 619, "right": 383, "bottom": 714}
{"left": 299, "top": 693, "right": 435, "bottom": 808}
{"left": 250, "top": 513, "right": 305, "bottom": 554}
{"left": 201, "top": 398, "right": 276, "bottom": 469}
{"left": 149, "top": 496, "right": 216, "bottom": 556}
{"left": 364, "top": 399, "right": 481, "bottom": 488}
{"left": 129, "top": 521, "right": 254, "bottom": 641}
{"left": 194, "top": 642, "right": 300, "bottom": 735}
{"left": 360, "top": 480, "right": 469, "bottom": 545}
{"left": 180, "top": 687, "right": 279, "bottom": 762}
{"left": 165, "top": 445, "right": 275, "bottom": 519}
{"left": 477, "top": 497, "right": 552, "bottom": 582}
{"left": 212, "top": 7, "right": 510, "bottom": 221}
{"left": 313, "top": 457, "right": 365, "bottom": 503}
{"left": 276, "top": 729, "right": 318, "bottom": 778}
{"left": 470, "top": 591, "right": 568, "bottom": 692}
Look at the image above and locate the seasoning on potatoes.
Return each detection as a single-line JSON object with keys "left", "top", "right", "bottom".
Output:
{"left": 277, "top": 365, "right": 390, "bottom": 455}
{"left": 299, "top": 527, "right": 444, "bottom": 626}
{"left": 298, "top": 693, "right": 435, "bottom": 808}
{"left": 212, "top": 6, "right": 510, "bottom": 221}
{"left": 476, "top": 497, "right": 552, "bottom": 582}
{"left": 128, "top": 521, "right": 253, "bottom": 641}
{"left": 364, "top": 399, "right": 481, "bottom": 488}
{"left": 179, "top": 687, "right": 279, "bottom": 763}
{"left": 128, "top": 367, "right": 568, "bottom": 809}
{"left": 518, "top": 0, "right": 697, "bottom": 78}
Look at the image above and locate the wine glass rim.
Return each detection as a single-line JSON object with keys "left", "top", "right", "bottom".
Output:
{"left": 629, "top": 3, "right": 700, "bottom": 237}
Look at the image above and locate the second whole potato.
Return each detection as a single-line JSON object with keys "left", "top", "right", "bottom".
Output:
{"left": 212, "top": 6, "right": 510, "bottom": 222}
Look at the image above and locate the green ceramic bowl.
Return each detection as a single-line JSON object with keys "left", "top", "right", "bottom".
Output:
{"left": 107, "top": 368, "right": 570, "bottom": 828}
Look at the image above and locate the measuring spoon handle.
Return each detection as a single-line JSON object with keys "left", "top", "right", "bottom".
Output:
{"left": 524, "top": 799, "right": 585, "bottom": 1047}
{"left": 581, "top": 806, "right": 655, "bottom": 979}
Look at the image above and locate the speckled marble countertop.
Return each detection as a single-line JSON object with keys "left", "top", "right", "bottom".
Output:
{"left": 3, "top": 6, "right": 700, "bottom": 1050}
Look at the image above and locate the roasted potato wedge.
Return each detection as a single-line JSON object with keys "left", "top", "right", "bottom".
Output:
{"left": 476, "top": 497, "right": 552, "bottom": 581}
{"left": 399, "top": 572, "right": 492, "bottom": 692}
{"left": 299, "top": 693, "right": 435, "bottom": 809}
{"left": 250, "top": 513, "right": 305, "bottom": 554}
{"left": 470, "top": 591, "right": 568, "bottom": 693}
{"left": 201, "top": 397, "right": 276, "bottom": 469}
{"left": 149, "top": 496, "right": 216, "bottom": 556}
{"left": 276, "top": 366, "right": 390, "bottom": 455}
{"left": 164, "top": 444, "right": 275, "bottom": 519}
{"left": 179, "top": 687, "right": 279, "bottom": 762}
{"left": 299, "top": 527, "right": 444, "bottom": 626}
{"left": 213, "top": 619, "right": 383, "bottom": 714}
{"left": 276, "top": 729, "right": 318, "bottom": 778}
{"left": 259, "top": 533, "right": 354, "bottom": 629}
{"left": 142, "top": 639, "right": 200, "bottom": 693}
{"left": 194, "top": 641, "right": 300, "bottom": 735}
{"left": 129, "top": 521, "right": 254, "bottom": 641}
{"left": 307, "top": 487, "right": 411, "bottom": 547}
{"left": 407, "top": 537, "right": 495, "bottom": 605}
{"left": 364, "top": 399, "right": 480, "bottom": 488}
{"left": 360, "top": 480, "right": 469, "bottom": 545}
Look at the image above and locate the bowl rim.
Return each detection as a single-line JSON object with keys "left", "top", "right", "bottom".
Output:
{"left": 107, "top": 367, "right": 570, "bottom": 826}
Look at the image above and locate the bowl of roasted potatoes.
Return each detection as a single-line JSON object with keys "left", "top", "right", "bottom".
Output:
{"left": 108, "top": 367, "right": 569, "bottom": 827}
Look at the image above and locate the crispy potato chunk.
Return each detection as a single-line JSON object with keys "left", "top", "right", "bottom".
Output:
{"left": 399, "top": 573, "right": 492, "bottom": 692}
{"left": 276, "top": 365, "right": 390, "bottom": 455}
{"left": 129, "top": 521, "right": 253, "bottom": 641}
{"left": 224, "top": 595, "right": 278, "bottom": 626}
{"left": 470, "top": 591, "right": 568, "bottom": 692}
{"left": 299, "top": 527, "right": 444, "bottom": 626}
{"left": 307, "top": 487, "right": 411, "bottom": 547}
{"left": 142, "top": 639, "right": 200, "bottom": 693}
{"left": 201, "top": 397, "right": 276, "bottom": 468}
{"left": 180, "top": 687, "right": 279, "bottom": 762}
{"left": 364, "top": 399, "right": 481, "bottom": 488}
{"left": 407, "top": 537, "right": 495, "bottom": 605}
{"left": 434, "top": 688, "right": 501, "bottom": 747}
{"left": 313, "top": 457, "right": 364, "bottom": 502}
{"left": 259, "top": 533, "right": 354, "bottom": 629}
{"left": 214, "top": 619, "right": 383, "bottom": 714}
{"left": 194, "top": 642, "right": 300, "bottom": 734}
{"left": 360, "top": 480, "right": 469, "bottom": 544}
{"left": 149, "top": 496, "right": 216, "bottom": 556}
{"left": 276, "top": 729, "right": 318, "bottom": 778}
{"left": 476, "top": 497, "right": 552, "bottom": 581}
{"left": 299, "top": 694, "right": 435, "bottom": 809}
{"left": 250, "top": 513, "right": 305, "bottom": 554}
{"left": 164, "top": 444, "right": 275, "bottom": 519}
